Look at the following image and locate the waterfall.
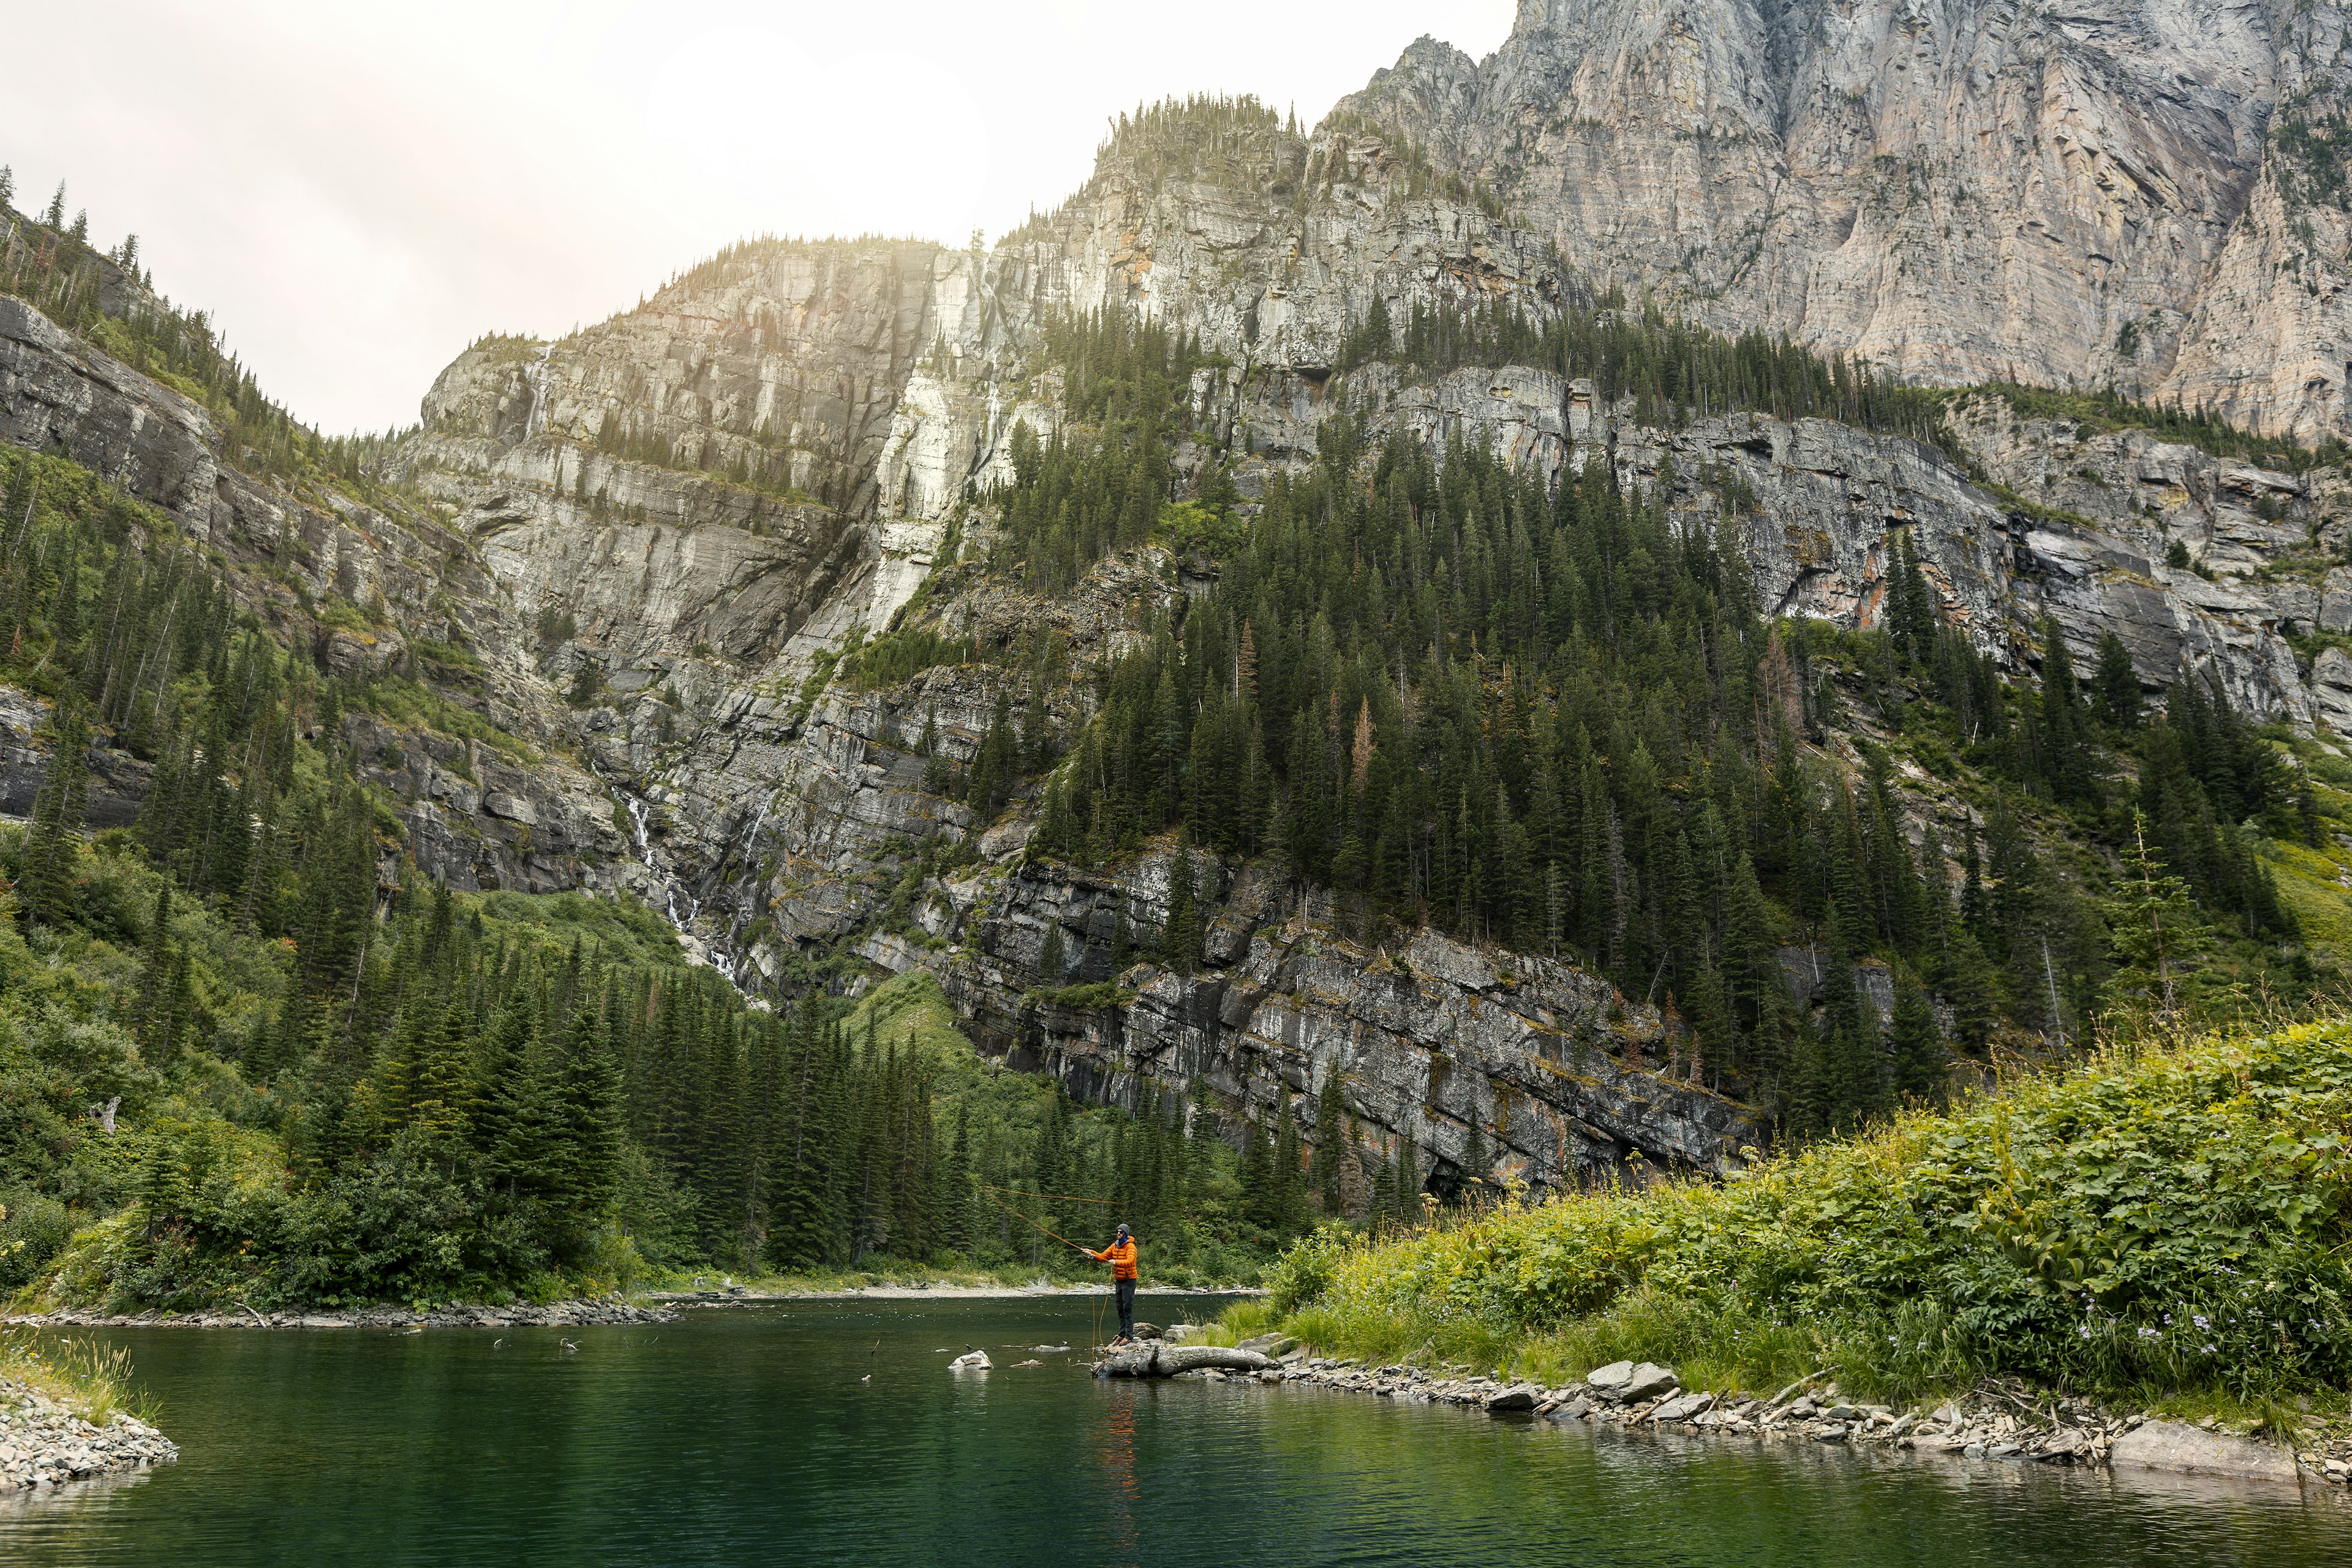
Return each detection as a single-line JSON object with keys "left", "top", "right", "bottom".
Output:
{"left": 594, "top": 760, "right": 762, "bottom": 1005}
{"left": 521, "top": 341, "right": 555, "bottom": 443}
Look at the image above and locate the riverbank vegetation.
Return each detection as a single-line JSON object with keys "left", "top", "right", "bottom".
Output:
{"left": 1243, "top": 1017, "right": 2352, "bottom": 1415}
{"left": 0, "top": 1330, "right": 149, "bottom": 1425}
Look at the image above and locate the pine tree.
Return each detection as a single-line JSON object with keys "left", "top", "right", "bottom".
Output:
{"left": 472, "top": 989, "right": 541, "bottom": 1194}
{"left": 1163, "top": 837, "right": 1200, "bottom": 972}
{"left": 2037, "top": 619, "right": 2094, "bottom": 802}
{"left": 1888, "top": 967, "right": 1945, "bottom": 1104}
{"left": 1942, "top": 927, "right": 2003, "bottom": 1054}
{"left": 543, "top": 1000, "right": 628, "bottom": 1234}
{"left": 2092, "top": 630, "right": 2140, "bottom": 729}
{"left": 2103, "top": 809, "right": 2205, "bottom": 1022}
{"left": 1238, "top": 1109, "right": 1273, "bottom": 1228}
{"left": 1315, "top": 1068, "right": 1345, "bottom": 1214}
{"left": 23, "top": 699, "right": 90, "bottom": 924}
{"left": 1272, "top": 1095, "right": 1302, "bottom": 1234}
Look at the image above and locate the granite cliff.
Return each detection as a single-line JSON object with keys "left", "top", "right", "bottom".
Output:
{"left": 1341, "top": 0, "right": 2352, "bottom": 445}
{"left": 12, "top": 7, "right": 2352, "bottom": 1202}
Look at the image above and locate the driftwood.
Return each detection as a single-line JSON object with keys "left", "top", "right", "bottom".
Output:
{"left": 1095, "top": 1344, "right": 1273, "bottom": 1379}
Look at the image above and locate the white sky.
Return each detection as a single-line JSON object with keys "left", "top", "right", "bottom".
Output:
{"left": 1, "top": 1, "right": 1515, "bottom": 435}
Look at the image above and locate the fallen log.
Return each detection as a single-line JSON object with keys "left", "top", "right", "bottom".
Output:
{"left": 1094, "top": 1344, "right": 1273, "bottom": 1379}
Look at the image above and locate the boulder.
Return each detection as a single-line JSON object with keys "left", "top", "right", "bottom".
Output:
{"left": 1586, "top": 1360, "right": 1679, "bottom": 1403}
{"left": 1585, "top": 1360, "right": 1638, "bottom": 1396}
{"left": 2036, "top": 1427, "right": 2093, "bottom": 1462}
{"left": 1651, "top": 1392, "right": 1714, "bottom": 1423}
{"left": 1238, "top": 1333, "right": 1298, "bottom": 1357}
{"left": 1485, "top": 1385, "right": 1539, "bottom": 1413}
{"left": 2108, "top": 1421, "right": 2302, "bottom": 1485}
{"left": 948, "top": 1349, "right": 990, "bottom": 1371}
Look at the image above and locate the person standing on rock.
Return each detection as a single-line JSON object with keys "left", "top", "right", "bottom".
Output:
{"left": 1085, "top": 1224, "right": 1139, "bottom": 1345}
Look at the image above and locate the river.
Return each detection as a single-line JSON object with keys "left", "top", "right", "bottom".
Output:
{"left": 2, "top": 1297, "right": 2348, "bottom": 1566}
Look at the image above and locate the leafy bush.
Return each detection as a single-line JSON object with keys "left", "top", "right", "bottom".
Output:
{"left": 1277, "top": 1020, "right": 2352, "bottom": 1403}
{"left": 0, "top": 1189, "right": 75, "bottom": 1291}
{"left": 1156, "top": 500, "right": 1246, "bottom": 560}
{"left": 1034, "top": 982, "right": 1135, "bottom": 1010}
{"left": 1264, "top": 1223, "right": 1355, "bottom": 1316}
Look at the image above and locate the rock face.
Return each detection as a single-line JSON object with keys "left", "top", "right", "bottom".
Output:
{"left": 1341, "top": 1, "right": 2352, "bottom": 444}
{"left": 0, "top": 228, "right": 634, "bottom": 894}
{"left": 343, "top": 92, "right": 2352, "bottom": 1191}
{"left": 15, "top": 40, "right": 2352, "bottom": 1202}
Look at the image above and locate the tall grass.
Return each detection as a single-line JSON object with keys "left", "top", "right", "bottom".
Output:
{"left": 1253, "top": 1020, "right": 2352, "bottom": 1406}
{"left": 0, "top": 1331, "right": 156, "bottom": 1425}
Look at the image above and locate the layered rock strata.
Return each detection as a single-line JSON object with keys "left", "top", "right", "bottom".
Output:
{"left": 1341, "top": 0, "right": 2352, "bottom": 444}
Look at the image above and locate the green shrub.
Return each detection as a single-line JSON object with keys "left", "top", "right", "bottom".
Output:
{"left": 0, "top": 1189, "right": 75, "bottom": 1291}
{"left": 1264, "top": 1223, "right": 1356, "bottom": 1316}
{"left": 1274, "top": 1020, "right": 2352, "bottom": 1403}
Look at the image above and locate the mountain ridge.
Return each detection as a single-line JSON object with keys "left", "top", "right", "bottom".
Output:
{"left": 9, "top": 13, "right": 2352, "bottom": 1234}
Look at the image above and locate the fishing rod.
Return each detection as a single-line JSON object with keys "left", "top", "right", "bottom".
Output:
{"left": 979, "top": 1186, "right": 1092, "bottom": 1254}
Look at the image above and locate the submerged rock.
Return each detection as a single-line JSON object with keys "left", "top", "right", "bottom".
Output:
{"left": 2108, "top": 1420, "right": 2302, "bottom": 1484}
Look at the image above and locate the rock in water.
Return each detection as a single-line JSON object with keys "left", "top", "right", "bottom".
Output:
{"left": 948, "top": 1350, "right": 990, "bottom": 1371}
{"left": 1619, "top": 1363, "right": 1681, "bottom": 1403}
{"left": 2108, "top": 1421, "right": 2302, "bottom": 1484}
{"left": 1651, "top": 1392, "right": 1714, "bottom": 1424}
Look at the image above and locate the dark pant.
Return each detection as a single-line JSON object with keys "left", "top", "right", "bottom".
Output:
{"left": 1115, "top": 1278, "right": 1136, "bottom": 1339}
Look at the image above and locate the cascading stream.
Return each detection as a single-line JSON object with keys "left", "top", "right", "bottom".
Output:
{"left": 593, "top": 760, "right": 760, "bottom": 1003}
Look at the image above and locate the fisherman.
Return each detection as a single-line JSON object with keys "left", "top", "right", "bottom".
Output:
{"left": 1085, "top": 1224, "right": 1139, "bottom": 1345}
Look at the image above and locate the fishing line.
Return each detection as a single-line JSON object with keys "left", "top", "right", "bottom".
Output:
{"left": 978, "top": 1183, "right": 1116, "bottom": 1205}
{"left": 979, "top": 1186, "right": 1091, "bottom": 1253}
{"left": 981, "top": 1188, "right": 1125, "bottom": 1350}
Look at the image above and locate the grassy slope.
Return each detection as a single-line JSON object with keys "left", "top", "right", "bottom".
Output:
{"left": 1250, "top": 1019, "right": 2352, "bottom": 1419}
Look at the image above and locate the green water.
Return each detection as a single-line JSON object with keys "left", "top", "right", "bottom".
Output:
{"left": 2, "top": 1297, "right": 2348, "bottom": 1566}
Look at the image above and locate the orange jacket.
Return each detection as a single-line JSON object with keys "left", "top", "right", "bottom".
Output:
{"left": 1090, "top": 1237, "right": 1138, "bottom": 1281}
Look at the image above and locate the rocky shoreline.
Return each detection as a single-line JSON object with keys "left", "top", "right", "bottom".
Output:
{"left": 1, "top": 1298, "right": 674, "bottom": 1332}
{"left": 0, "top": 1377, "right": 175, "bottom": 1498}
{"left": 1158, "top": 1330, "right": 2352, "bottom": 1494}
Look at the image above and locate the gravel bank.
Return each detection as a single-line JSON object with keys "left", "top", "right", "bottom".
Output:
{"left": 0, "top": 1377, "right": 174, "bottom": 1496}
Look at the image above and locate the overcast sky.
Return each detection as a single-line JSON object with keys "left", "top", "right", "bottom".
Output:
{"left": 1, "top": 1, "right": 1515, "bottom": 434}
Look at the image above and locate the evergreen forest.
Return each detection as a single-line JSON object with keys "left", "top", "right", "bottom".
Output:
{"left": 0, "top": 443, "right": 1305, "bottom": 1310}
